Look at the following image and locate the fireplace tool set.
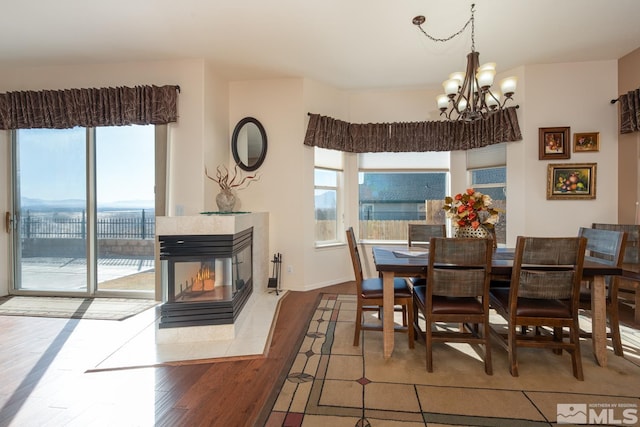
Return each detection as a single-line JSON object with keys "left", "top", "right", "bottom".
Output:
{"left": 268, "top": 252, "right": 282, "bottom": 295}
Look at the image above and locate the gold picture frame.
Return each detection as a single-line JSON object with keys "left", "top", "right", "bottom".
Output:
{"left": 539, "top": 127, "right": 570, "bottom": 160}
{"left": 573, "top": 132, "right": 600, "bottom": 152}
{"left": 547, "top": 163, "right": 596, "bottom": 200}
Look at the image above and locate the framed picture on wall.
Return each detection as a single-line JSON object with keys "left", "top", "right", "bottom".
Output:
{"left": 546, "top": 163, "right": 597, "bottom": 200}
{"left": 573, "top": 132, "right": 600, "bottom": 152}
{"left": 539, "top": 127, "right": 570, "bottom": 160}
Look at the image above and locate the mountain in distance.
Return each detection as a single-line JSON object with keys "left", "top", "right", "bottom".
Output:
{"left": 21, "top": 197, "right": 154, "bottom": 210}
{"left": 314, "top": 191, "right": 336, "bottom": 209}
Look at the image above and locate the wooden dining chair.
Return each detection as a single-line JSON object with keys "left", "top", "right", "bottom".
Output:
{"left": 489, "top": 236, "right": 587, "bottom": 380}
{"left": 407, "top": 224, "right": 446, "bottom": 288}
{"left": 413, "top": 237, "right": 493, "bottom": 374}
{"left": 592, "top": 223, "right": 640, "bottom": 324}
{"left": 408, "top": 223, "right": 447, "bottom": 248}
{"left": 578, "top": 227, "right": 627, "bottom": 356}
{"left": 345, "top": 227, "right": 414, "bottom": 348}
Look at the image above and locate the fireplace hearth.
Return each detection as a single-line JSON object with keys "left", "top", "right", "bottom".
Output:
{"left": 158, "top": 227, "right": 253, "bottom": 328}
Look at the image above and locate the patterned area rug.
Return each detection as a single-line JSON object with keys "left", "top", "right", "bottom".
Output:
{"left": 265, "top": 293, "right": 640, "bottom": 426}
{"left": 0, "top": 296, "right": 158, "bottom": 320}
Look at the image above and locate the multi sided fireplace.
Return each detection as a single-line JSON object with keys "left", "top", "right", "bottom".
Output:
{"left": 158, "top": 227, "right": 253, "bottom": 328}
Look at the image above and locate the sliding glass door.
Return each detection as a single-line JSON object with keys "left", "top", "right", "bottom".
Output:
{"left": 14, "top": 128, "right": 88, "bottom": 292}
{"left": 12, "top": 126, "right": 155, "bottom": 296}
{"left": 95, "top": 126, "right": 155, "bottom": 294}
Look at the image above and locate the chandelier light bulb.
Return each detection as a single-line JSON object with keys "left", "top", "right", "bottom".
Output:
{"left": 500, "top": 76, "right": 517, "bottom": 97}
{"left": 437, "top": 94, "right": 450, "bottom": 110}
{"left": 476, "top": 69, "right": 496, "bottom": 89}
{"left": 443, "top": 79, "right": 460, "bottom": 96}
{"left": 449, "top": 72, "right": 465, "bottom": 86}
{"left": 457, "top": 98, "right": 468, "bottom": 112}
{"left": 477, "top": 62, "right": 496, "bottom": 72}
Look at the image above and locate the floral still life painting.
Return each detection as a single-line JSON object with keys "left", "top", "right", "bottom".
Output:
{"left": 573, "top": 132, "right": 600, "bottom": 152}
{"left": 547, "top": 163, "right": 596, "bottom": 200}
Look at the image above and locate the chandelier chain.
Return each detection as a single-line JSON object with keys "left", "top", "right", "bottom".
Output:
{"left": 414, "top": 4, "right": 475, "bottom": 51}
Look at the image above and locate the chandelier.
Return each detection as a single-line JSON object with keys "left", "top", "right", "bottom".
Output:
{"left": 412, "top": 4, "right": 517, "bottom": 121}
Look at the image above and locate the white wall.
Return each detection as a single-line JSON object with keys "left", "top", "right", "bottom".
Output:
{"left": 0, "top": 57, "right": 625, "bottom": 296}
{"left": 519, "top": 60, "right": 619, "bottom": 238}
{"left": 302, "top": 79, "right": 352, "bottom": 289}
{"left": 203, "top": 67, "right": 231, "bottom": 212}
{"left": 228, "top": 78, "right": 309, "bottom": 290}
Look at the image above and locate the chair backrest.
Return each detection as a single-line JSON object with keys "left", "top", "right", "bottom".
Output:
{"left": 592, "top": 223, "right": 639, "bottom": 264}
{"left": 579, "top": 227, "right": 626, "bottom": 267}
{"left": 345, "top": 227, "right": 364, "bottom": 286}
{"left": 510, "top": 236, "right": 587, "bottom": 301}
{"left": 427, "top": 237, "right": 492, "bottom": 298}
{"left": 408, "top": 224, "right": 446, "bottom": 247}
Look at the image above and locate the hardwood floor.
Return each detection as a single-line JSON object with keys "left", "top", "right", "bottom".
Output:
{"left": 1, "top": 282, "right": 637, "bottom": 427}
{"left": 0, "top": 282, "right": 355, "bottom": 427}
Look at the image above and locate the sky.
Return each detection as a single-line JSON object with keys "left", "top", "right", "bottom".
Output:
{"left": 18, "top": 125, "right": 155, "bottom": 206}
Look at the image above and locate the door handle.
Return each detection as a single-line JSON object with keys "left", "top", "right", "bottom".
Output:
{"left": 5, "top": 212, "right": 10, "bottom": 233}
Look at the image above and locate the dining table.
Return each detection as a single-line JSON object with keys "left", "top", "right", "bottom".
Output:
{"left": 372, "top": 245, "right": 623, "bottom": 367}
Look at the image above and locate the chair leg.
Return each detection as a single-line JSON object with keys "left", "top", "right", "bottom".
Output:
{"left": 406, "top": 300, "right": 414, "bottom": 349}
{"left": 412, "top": 298, "right": 424, "bottom": 343}
{"left": 426, "top": 315, "right": 433, "bottom": 372}
{"left": 570, "top": 319, "right": 584, "bottom": 381}
{"left": 552, "top": 327, "right": 563, "bottom": 355}
{"left": 508, "top": 321, "right": 519, "bottom": 377}
{"left": 483, "top": 320, "right": 493, "bottom": 375}
{"left": 353, "top": 303, "right": 363, "bottom": 346}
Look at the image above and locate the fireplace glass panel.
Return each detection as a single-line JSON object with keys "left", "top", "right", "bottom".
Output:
{"left": 165, "top": 239, "right": 252, "bottom": 304}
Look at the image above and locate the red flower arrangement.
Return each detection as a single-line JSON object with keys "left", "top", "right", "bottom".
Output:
{"left": 443, "top": 188, "right": 500, "bottom": 230}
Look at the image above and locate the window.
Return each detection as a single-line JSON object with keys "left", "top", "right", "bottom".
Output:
{"left": 467, "top": 144, "right": 507, "bottom": 245}
{"left": 358, "top": 152, "right": 449, "bottom": 241}
{"left": 314, "top": 148, "right": 343, "bottom": 245}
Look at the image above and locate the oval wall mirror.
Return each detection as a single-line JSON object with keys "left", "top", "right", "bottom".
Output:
{"left": 231, "top": 117, "right": 267, "bottom": 171}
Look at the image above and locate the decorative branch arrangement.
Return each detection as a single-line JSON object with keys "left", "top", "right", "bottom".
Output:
{"left": 205, "top": 164, "right": 260, "bottom": 192}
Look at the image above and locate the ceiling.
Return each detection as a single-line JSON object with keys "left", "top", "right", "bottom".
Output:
{"left": 2, "top": 0, "right": 640, "bottom": 90}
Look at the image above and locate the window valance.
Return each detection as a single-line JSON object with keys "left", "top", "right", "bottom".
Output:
{"left": 0, "top": 84, "right": 179, "bottom": 130}
{"left": 619, "top": 88, "right": 640, "bottom": 134}
{"left": 304, "top": 106, "right": 522, "bottom": 153}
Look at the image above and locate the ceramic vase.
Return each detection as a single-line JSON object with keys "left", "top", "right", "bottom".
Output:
{"left": 216, "top": 189, "right": 236, "bottom": 212}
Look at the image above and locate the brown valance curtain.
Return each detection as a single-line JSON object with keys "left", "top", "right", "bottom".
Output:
{"left": 304, "top": 106, "right": 522, "bottom": 152}
{"left": 0, "top": 84, "right": 179, "bottom": 130}
{"left": 619, "top": 88, "right": 640, "bottom": 134}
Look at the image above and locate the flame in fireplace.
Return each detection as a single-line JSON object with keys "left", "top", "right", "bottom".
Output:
{"left": 192, "top": 265, "right": 215, "bottom": 291}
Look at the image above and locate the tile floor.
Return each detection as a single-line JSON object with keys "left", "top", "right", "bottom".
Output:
{"left": 93, "top": 287, "right": 286, "bottom": 370}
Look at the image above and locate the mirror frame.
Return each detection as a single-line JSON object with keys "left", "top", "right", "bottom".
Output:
{"left": 231, "top": 117, "right": 268, "bottom": 172}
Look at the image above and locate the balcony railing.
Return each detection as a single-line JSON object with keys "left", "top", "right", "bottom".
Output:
{"left": 20, "top": 209, "right": 155, "bottom": 240}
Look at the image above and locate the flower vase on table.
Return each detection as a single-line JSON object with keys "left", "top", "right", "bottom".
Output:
{"left": 443, "top": 188, "right": 502, "bottom": 248}
{"left": 454, "top": 225, "right": 490, "bottom": 239}
{"left": 454, "top": 224, "right": 497, "bottom": 248}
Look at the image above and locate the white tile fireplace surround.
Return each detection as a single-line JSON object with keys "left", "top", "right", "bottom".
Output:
{"left": 155, "top": 212, "right": 269, "bottom": 344}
